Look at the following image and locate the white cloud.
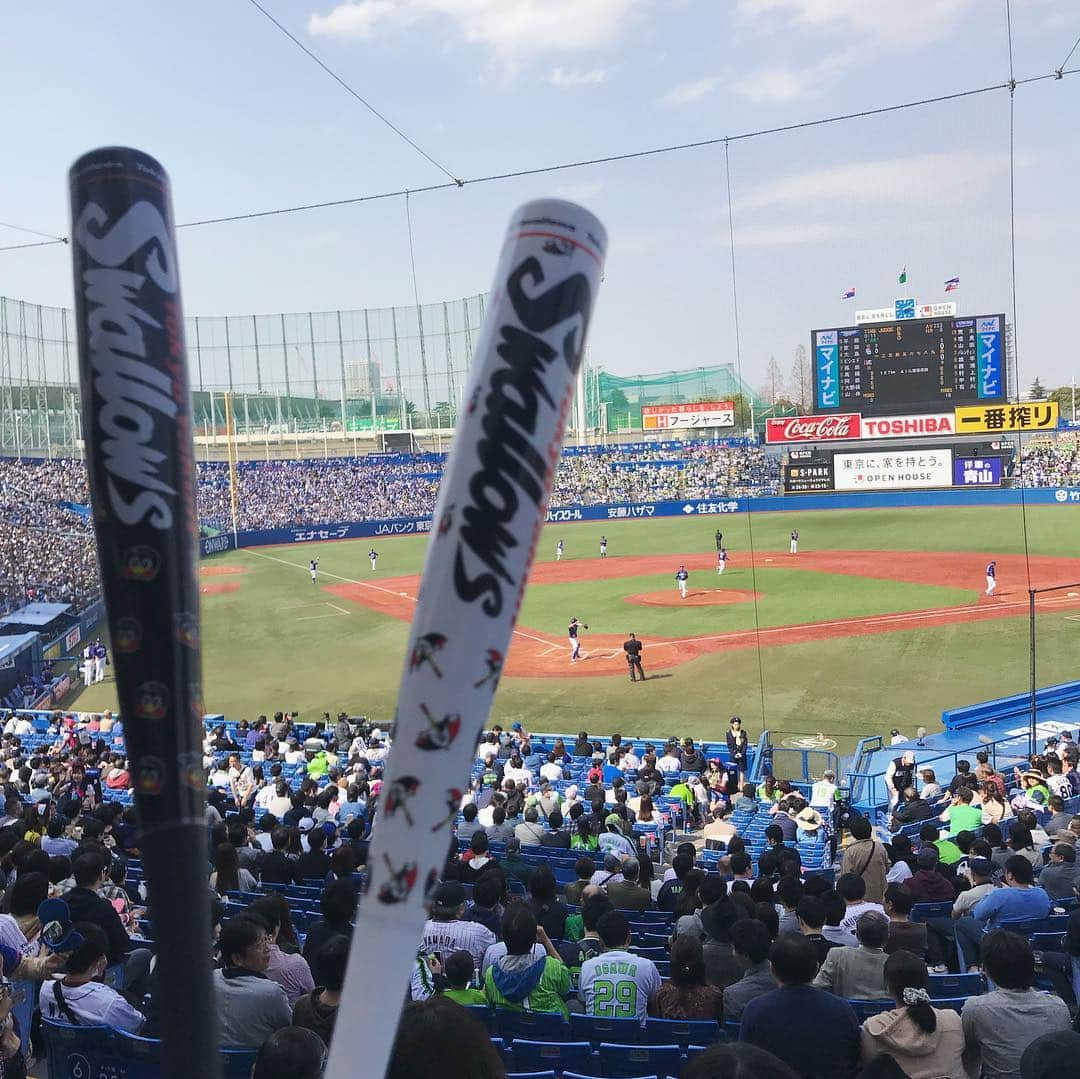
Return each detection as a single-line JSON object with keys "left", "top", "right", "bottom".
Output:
{"left": 736, "top": 152, "right": 1008, "bottom": 213}
{"left": 731, "top": 50, "right": 854, "bottom": 104}
{"left": 662, "top": 76, "right": 722, "bottom": 106}
{"left": 308, "top": 0, "right": 642, "bottom": 58}
{"left": 548, "top": 67, "right": 608, "bottom": 88}
{"left": 733, "top": 221, "right": 845, "bottom": 246}
{"left": 735, "top": 0, "right": 976, "bottom": 40}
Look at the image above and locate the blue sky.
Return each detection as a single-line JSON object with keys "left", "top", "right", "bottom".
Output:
{"left": 2, "top": 0, "right": 1078, "bottom": 393}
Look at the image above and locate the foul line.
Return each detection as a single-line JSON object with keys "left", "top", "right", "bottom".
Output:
{"left": 247, "top": 548, "right": 551, "bottom": 646}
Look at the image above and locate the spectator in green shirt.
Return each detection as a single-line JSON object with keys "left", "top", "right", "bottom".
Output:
{"left": 940, "top": 787, "right": 983, "bottom": 837}
{"left": 920, "top": 823, "right": 963, "bottom": 866}
{"left": 484, "top": 905, "right": 570, "bottom": 1018}
{"left": 441, "top": 950, "right": 488, "bottom": 1007}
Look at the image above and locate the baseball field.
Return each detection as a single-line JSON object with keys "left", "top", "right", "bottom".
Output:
{"left": 72, "top": 504, "right": 1080, "bottom": 753}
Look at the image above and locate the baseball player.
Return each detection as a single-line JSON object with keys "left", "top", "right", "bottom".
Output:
{"left": 675, "top": 565, "right": 689, "bottom": 600}
{"left": 715, "top": 529, "right": 723, "bottom": 552}
{"left": 556, "top": 539, "right": 564, "bottom": 562}
{"left": 623, "top": 633, "right": 645, "bottom": 682}
{"left": 985, "top": 559, "right": 997, "bottom": 597}
{"left": 309, "top": 559, "right": 318, "bottom": 584}
{"left": 568, "top": 617, "right": 587, "bottom": 661}
{"left": 790, "top": 528, "right": 799, "bottom": 555}
{"left": 599, "top": 535, "right": 607, "bottom": 559}
{"left": 93, "top": 640, "right": 107, "bottom": 683}
{"left": 369, "top": 548, "right": 378, "bottom": 571}
{"left": 717, "top": 548, "right": 728, "bottom": 576}
{"left": 81, "top": 643, "right": 94, "bottom": 688}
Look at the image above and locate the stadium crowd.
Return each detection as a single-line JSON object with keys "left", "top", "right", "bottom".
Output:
{"left": 0, "top": 710, "right": 1069, "bottom": 1076}
{"left": 1017, "top": 438, "right": 1080, "bottom": 488}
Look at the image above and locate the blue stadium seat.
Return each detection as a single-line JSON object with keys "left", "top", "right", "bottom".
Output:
{"left": 465, "top": 1004, "right": 496, "bottom": 1034}
{"left": 509, "top": 1040, "right": 593, "bottom": 1073}
{"left": 569, "top": 1013, "right": 642, "bottom": 1047}
{"left": 642, "top": 1017, "right": 722, "bottom": 1050}
{"left": 846, "top": 999, "right": 893, "bottom": 1022}
{"left": 495, "top": 1009, "right": 569, "bottom": 1044}
{"left": 10, "top": 979, "right": 33, "bottom": 1058}
{"left": 598, "top": 1042, "right": 680, "bottom": 1078}
{"left": 910, "top": 901, "right": 953, "bottom": 922}
{"left": 42, "top": 1019, "right": 116, "bottom": 1079}
{"left": 112, "top": 1026, "right": 259, "bottom": 1078}
{"left": 932, "top": 997, "right": 968, "bottom": 1014}
{"left": 928, "top": 972, "right": 984, "bottom": 998}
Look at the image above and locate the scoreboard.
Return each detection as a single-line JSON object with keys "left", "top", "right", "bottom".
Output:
{"left": 812, "top": 314, "right": 1005, "bottom": 416}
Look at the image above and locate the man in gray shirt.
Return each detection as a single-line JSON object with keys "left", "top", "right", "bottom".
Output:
{"left": 485, "top": 806, "right": 516, "bottom": 845}
{"left": 962, "top": 929, "right": 1070, "bottom": 1079}
{"left": 813, "top": 911, "right": 890, "bottom": 1000}
{"left": 721, "top": 919, "right": 776, "bottom": 1020}
{"left": 1038, "top": 842, "right": 1080, "bottom": 900}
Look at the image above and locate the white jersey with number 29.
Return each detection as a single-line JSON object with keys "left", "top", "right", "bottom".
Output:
{"left": 578, "top": 949, "right": 661, "bottom": 1025}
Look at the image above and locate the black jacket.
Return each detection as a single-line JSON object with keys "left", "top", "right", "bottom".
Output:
{"left": 61, "top": 886, "right": 132, "bottom": 964}
{"left": 261, "top": 851, "right": 300, "bottom": 885}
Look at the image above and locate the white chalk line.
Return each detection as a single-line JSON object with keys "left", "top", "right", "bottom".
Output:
{"left": 248, "top": 548, "right": 551, "bottom": 647}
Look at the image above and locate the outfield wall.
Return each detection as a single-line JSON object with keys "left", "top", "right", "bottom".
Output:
{"left": 198, "top": 486, "right": 1080, "bottom": 557}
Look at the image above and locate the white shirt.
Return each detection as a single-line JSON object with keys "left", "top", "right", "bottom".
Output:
{"left": 621, "top": 752, "right": 641, "bottom": 770}
{"left": 410, "top": 918, "right": 496, "bottom": 999}
{"left": 810, "top": 780, "right": 837, "bottom": 808}
{"left": 504, "top": 766, "right": 532, "bottom": 786}
{"left": 254, "top": 785, "right": 277, "bottom": 810}
{"left": 579, "top": 949, "right": 662, "bottom": 1025}
{"left": 886, "top": 860, "right": 913, "bottom": 884}
{"left": 284, "top": 750, "right": 305, "bottom": 765}
{"left": 839, "top": 901, "right": 886, "bottom": 935}
{"left": 657, "top": 755, "right": 681, "bottom": 774}
{"left": 539, "top": 762, "right": 564, "bottom": 782}
{"left": 40, "top": 979, "right": 145, "bottom": 1033}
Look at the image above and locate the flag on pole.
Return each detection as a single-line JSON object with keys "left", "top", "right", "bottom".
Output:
{"left": 898, "top": 266, "right": 907, "bottom": 285}
{"left": 841, "top": 286, "right": 856, "bottom": 300}
{"left": 944, "top": 276, "right": 960, "bottom": 292}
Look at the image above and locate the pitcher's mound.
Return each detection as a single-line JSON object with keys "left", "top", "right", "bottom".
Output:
{"left": 201, "top": 582, "right": 240, "bottom": 595}
{"left": 625, "top": 588, "right": 760, "bottom": 608}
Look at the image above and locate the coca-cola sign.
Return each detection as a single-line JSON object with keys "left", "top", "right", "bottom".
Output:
{"left": 765, "top": 414, "right": 862, "bottom": 444}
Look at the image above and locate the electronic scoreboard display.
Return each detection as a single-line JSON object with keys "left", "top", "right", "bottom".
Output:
{"left": 812, "top": 314, "right": 1006, "bottom": 416}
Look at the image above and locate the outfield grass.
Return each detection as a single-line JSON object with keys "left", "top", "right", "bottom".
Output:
{"left": 70, "top": 505, "right": 1080, "bottom": 753}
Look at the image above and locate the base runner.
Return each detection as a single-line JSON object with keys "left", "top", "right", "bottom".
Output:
{"left": 623, "top": 633, "right": 645, "bottom": 682}
{"left": 985, "top": 559, "right": 997, "bottom": 596}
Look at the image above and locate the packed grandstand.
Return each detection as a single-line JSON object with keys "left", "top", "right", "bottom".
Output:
{"left": 0, "top": 437, "right": 1078, "bottom": 616}
{"left": 0, "top": 710, "right": 1074, "bottom": 1076}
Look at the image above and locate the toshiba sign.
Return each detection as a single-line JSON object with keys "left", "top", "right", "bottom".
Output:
{"left": 765, "top": 414, "right": 861, "bottom": 443}
{"left": 861, "top": 414, "right": 955, "bottom": 439}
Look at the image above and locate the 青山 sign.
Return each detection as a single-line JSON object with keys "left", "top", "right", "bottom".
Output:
{"left": 953, "top": 401, "right": 1059, "bottom": 433}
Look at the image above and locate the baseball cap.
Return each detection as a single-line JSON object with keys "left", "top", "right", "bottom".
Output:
{"left": 298, "top": 817, "right": 316, "bottom": 833}
{"left": 38, "top": 898, "right": 83, "bottom": 953}
{"left": 969, "top": 857, "right": 993, "bottom": 877}
{"left": 511, "top": 722, "right": 522, "bottom": 731}
{"left": 605, "top": 813, "right": 622, "bottom": 828}
{"left": 431, "top": 882, "right": 466, "bottom": 912}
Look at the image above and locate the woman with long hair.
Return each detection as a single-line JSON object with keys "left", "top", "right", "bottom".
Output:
{"left": 650, "top": 935, "right": 723, "bottom": 1020}
{"left": 860, "top": 950, "right": 964, "bottom": 1077}
{"left": 757, "top": 774, "right": 779, "bottom": 804}
{"left": 980, "top": 780, "right": 1011, "bottom": 825}
{"left": 994, "top": 825, "right": 1040, "bottom": 870}
{"left": 637, "top": 794, "right": 655, "bottom": 823}
{"left": 570, "top": 818, "right": 598, "bottom": 852}
{"left": 210, "top": 842, "right": 257, "bottom": 895}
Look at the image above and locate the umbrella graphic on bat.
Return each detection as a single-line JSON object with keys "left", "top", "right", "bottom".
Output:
{"left": 384, "top": 776, "right": 421, "bottom": 826}
{"left": 378, "top": 855, "right": 419, "bottom": 904}
{"left": 474, "top": 648, "right": 503, "bottom": 689}
{"left": 431, "top": 787, "right": 463, "bottom": 832}
{"left": 410, "top": 632, "right": 447, "bottom": 678}
{"left": 415, "top": 704, "right": 461, "bottom": 750}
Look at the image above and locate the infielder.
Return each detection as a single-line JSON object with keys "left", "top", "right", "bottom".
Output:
{"left": 81, "top": 643, "right": 94, "bottom": 688}
{"left": 556, "top": 539, "right": 564, "bottom": 562}
{"left": 790, "top": 528, "right": 799, "bottom": 555}
{"left": 568, "top": 617, "right": 587, "bottom": 661}
{"left": 309, "top": 559, "right": 318, "bottom": 584}
{"left": 599, "top": 535, "right": 607, "bottom": 559}
{"left": 715, "top": 529, "right": 723, "bottom": 552}
{"left": 985, "top": 560, "right": 997, "bottom": 596}
{"left": 675, "top": 565, "right": 689, "bottom": 600}
{"left": 369, "top": 548, "right": 378, "bottom": 571}
{"left": 717, "top": 548, "right": 728, "bottom": 576}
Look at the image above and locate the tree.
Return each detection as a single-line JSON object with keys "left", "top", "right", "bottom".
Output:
{"left": 760, "top": 356, "right": 786, "bottom": 406}
{"left": 790, "top": 344, "right": 810, "bottom": 413}
{"left": 1029, "top": 377, "right": 1048, "bottom": 400}
{"left": 1048, "top": 385, "right": 1076, "bottom": 421}
{"left": 729, "top": 393, "right": 753, "bottom": 431}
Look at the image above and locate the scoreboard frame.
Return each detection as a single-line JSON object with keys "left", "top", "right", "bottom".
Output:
{"left": 812, "top": 313, "right": 1006, "bottom": 418}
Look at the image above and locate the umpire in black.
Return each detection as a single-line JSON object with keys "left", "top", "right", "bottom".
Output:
{"left": 623, "top": 633, "right": 645, "bottom": 682}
